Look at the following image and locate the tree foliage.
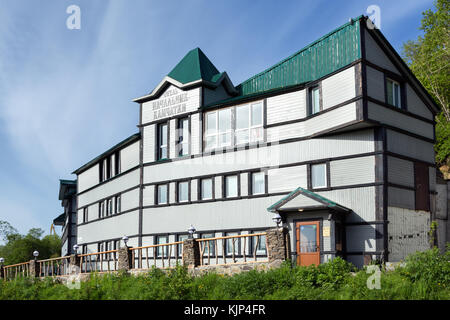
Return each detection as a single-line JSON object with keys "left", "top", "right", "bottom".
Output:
{"left": 402, "top": 0, "right": 450, "bottom": 167}
{"left": 0, "top": 221, "right": 61, "bottom": 265}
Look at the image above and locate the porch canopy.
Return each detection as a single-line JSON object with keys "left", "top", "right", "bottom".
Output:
{"left": 267, "top": 187, "right": 351, "bottom": 215}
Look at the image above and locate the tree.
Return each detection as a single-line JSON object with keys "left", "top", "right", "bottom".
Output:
{"left": 402, "top": 0, "right": 450, "bottom": 169}
{"left": 0, "top": 222, "right": 61, "bottom": 265}
{"left": 0, "top": 220, "right": 18, "bottom": 241}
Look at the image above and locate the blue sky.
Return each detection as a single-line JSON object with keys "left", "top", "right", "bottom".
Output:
{"left": 0, "top": 0, "right": 434, "bottom": 237}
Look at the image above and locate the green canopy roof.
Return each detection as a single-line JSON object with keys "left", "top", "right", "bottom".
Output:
{"left": 168, "top": 47, "right": 222, "bottom": 84}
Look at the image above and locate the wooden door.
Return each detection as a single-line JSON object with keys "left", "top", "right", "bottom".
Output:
{"left": 296, "top": 221, "right": 320, "bottom": 266}
{"left": 414, "top": 162, "right": 430, "bottom": 211}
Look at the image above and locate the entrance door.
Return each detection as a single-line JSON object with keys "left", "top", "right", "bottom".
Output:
{"left": 296, "top": 221, "right": 320, "bottom": 266}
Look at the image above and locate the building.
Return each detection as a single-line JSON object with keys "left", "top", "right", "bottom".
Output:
{"left": 53, "top": 179, "right": 77, "bottom": 256}
{"left": 67, "top": 15, "right": 445, "bottom": 267}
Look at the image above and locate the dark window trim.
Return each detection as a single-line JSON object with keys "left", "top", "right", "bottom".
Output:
{"left": 384, "top": 73, "right": 406, "bottom": 111}
{"left": 199, "top": 176, "right": 215, "bottom": 201}
{"left": 155, "top": 183, "right": 169, "bottom": 205}
{"left": 308, "top": 162, "right": 330, "bottom": 190}
{"left": 156, "top": 121, "right": 169, "bottom": 160}
{"left": 248, "top": 169, "right": 268, "bottom": 196}
{"left": 223, "top": 174, "right": 241, "bottom": 199}
{"left": 176, "top": 116, "right": 191, "bottom": 158}
{"left": 176, "top": 180, "right": 191, "bottom": 203}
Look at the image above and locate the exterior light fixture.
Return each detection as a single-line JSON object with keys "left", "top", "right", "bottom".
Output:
{"left": 122, "top": 236, "right": 129, "bottom": 247}
{"left": 33, "top": 250, "right": 39, "bottom": 261}
{"left": 0, "top": 257, "right": 4, "bottom": 265}
{"left": 272, "top": 213, "right": 282, "bottom": 227}
{"left": 188, "top": 225, "right": 196, "bottom": 239}
{"left": 73, "top": 244, "right": 79, "bottom": 254}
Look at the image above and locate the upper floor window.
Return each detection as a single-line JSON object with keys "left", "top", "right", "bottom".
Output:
{"left": 201, "top": 178, "right": 213, "bottom": 200}
{"left": 251, "top": 172, "right": 266, "bottom": 195}
{"left": 157, "top": 122, "right": 168, "bottom": 160}
{"left": 83, "top": 207, "right": 88, "bottom": 223}
{"left": 177, "top": 117, "right": 190, "bottom": 157}
{"left": 99, "top": 151, "right": 120, "bottom": 183}
{"left": 311, "top": 163, "right": 328, "bottom": 189}
{"left": 386, "top": 78, "right": 401, "bottom": 108}
{"left": 177, "top": 181, "right": 189, "bottom": 202}
{"left": 225, "top": 175, "right": 239, "bottom": 198}
{"left": 157, "top": 184, "right": 168, "bottom": 204}
{"left": 115, "top": 195, "right": 121, "bottom": 214}
{"left": 309, "top": 86, "right": 321, "bottom": 115}
{"left": 204, "top": 102, "right": 263, "bottom": 151}
{"left": 107, "top": 199, "right": 113, "bottom": 216}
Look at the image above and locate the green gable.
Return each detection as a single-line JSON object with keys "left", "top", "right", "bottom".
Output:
{"left": 168, "top": 47, "right": 222, "bottom": 84}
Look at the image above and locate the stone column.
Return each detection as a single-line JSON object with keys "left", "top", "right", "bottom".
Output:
{"left": 266, "top": 227, "right": 290, "bottom": 264}
{"left": 118, "top": 246, "right": 133, "bottom": 271}
{"left": 182, "top": 238, "right": 200, "bottom": 268}
{"left": 68, "top": 254, "right": 81, "bottom": 274}
{"left": 29, "top": 260, "right": 40, "bottom": 277}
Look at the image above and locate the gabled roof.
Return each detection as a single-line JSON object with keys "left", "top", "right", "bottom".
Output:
{"left": 72, "top": 132, "right": 140, "bottom": 175}
{"left": 168, "top": 47, "right": 221, "bottom": 84}
{"left": 58, "top": 179, "right": 77, "bottom": 201}
{"left": 267, "top": 187, "right": 351, "bottom": 213}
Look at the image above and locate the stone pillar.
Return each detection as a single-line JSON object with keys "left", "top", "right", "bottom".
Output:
{"left": 29, "top": 260, "right": 40, "bottom": 277}
{"left": 68, "top": 254, "right": 81, "bottom": 274}
{"left": 266, "top": 227, "right": 290, "bottom": 263}
{"left": 182, "top": 238, "right": 200, "bottom": 267}
{"left": 118, "top": 246, "right": 133, "bottom": 271}
{"left": 0, "top": 265, "right": 4, "bottom": 279}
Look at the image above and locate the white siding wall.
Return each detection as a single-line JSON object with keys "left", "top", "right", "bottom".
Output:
{"left": 143, "top": 125, "right": 155, "bottom": 163}
{"left": 386, "top": 129, "right": 435, "bottom": 163}
{"left": 190, "top": 113, "right": 201, "bottom": 155}
{"left": 143, "top": 185, "right": 154, "bottom": 206}
{"left": 366, "top": 66, "right": 385, "bottom": 101}
{"left": 364, "top": 29, "right": 399, "bottom": 74}
{"left": 215, "top": 176, "right": 222, "bottom": 199}
{"left": 387, "top": 157, "right": 414, "bottom": 187}
{"left": 78, "top": 164, "right": 99, "bottom": 193}
{"left": 121, "top": 188, "right": 140, "bottom": 212}
{"left": 330, "top": 156, "right": 375, "bottom": 187}
{"left": 266, "top": 89, "right": 306, "bottom": 125}
{"left": 406, "top": 84, "right": 433, "bottom": 120}
{"left": 268, "top": 165, "right": 307, "bottom": 193}
{"left": 121, "top": 141, "right": 140, "bottom": 172}
{"left": 321, "top": 66, "right": 356, "bottom": 109}
{"left": 240, "top": 173, "right": 249, "bottom": 197}
{"left": 191, "top": 179, "right": 198, "bottom": 201}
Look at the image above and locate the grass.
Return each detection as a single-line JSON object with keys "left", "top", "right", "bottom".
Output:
{"left": 0, "top": 248, "right": 449, "bottom": 300}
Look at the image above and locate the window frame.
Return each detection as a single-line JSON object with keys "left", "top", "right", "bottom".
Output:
{"left": 115, "top": 195, "right": 121, "bottom": 214}
{"left": 250, "top": 171, "right": 267, "bottom": 195}
{"left": 200, "top": 177, "right": 214, "bottom": 200}
{"left": 225, "top": 232, "right": 240, "bottom": 256}
{"left": 224, "top": 174, "right": 240, "bottom": 198}
{"left": 308, "top": 85, "right": 322, "bottom": 115}
{"left": 177, "top": 180, "right": 190, "bottom": 203}
{"left": 385, "top": 77, "right": 403, "bottom": 109}
{"left": 156, "top": 235, "right": 169, "bottom": 258}
{"left": 309, "top": 162, "right": 330, "bottom": 190}
{"left": 83, "top": 207, "right": 88, "bottom": 223}
{"left": 200, "top": 233, "right": 216, "bottom": 257}
{"left": 156, "top": 184, "right": 168, "bottom": 205}
{"left": 157, "top": 122, "right": 169, "bottom": 160}
{"left": 176, "top": 117, "right": 190, "bottom": 157}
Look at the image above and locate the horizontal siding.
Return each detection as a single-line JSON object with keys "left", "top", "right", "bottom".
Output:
{"left": 240, "top": 173, "right": 249, "bottom": 197}
{"left": 78, "top": 169, "right": 140, "bottom": 207}
{"left": 267, "top": 102, "right": 358, "bottom": 141}
{"left": 169, "top": 119, "right": 176, "bottom": 159}
{"left": 368, "top": 102, "right": 434, "bottom": 139}
{"left": 330, "top": 156, "right": 375, "bottom": 187}
{"left": 141, "top": 85, "right": 200, "bottom": 124}
{"left": 143, "top": 185, "right": 154, "bottom": 207}
{"left": 388, "top": 187, "right": 415, "bottom": 210}
{"left": 387, "top": 156, "right": 414, "bottom": 187}
{"left": 268, "top": 165, "right": 307, "bottom": 193}
{"left": 143, "top": 129, "right": 375, "bottom": 184}
{"left": 388, "top": 206, "right": 430, "bottom": 261}
{"left": 280, "top": 193, "right": 320, "bottom": 209}
{"left": 77, "top": 210, "right": 139, "bottom": 243}
{"left": 386, "top": 129, "right": 435, "bottom": 163}
{"left": 191, "top": 179, "right": 198, "bottom": 201}
{"left": 169, "top": 182, "right": 176, "bottom": 203}
{"left": 215, "top": 176, "right": 222, "bottom": 199}
{"left": 366, "top": 66, "right": 385, "bottom": 102}
{"left": 78, "top": 164, "right": 99, "bottom": 193}
{"left": 121, "top": 141, "right": 140, "bottom": 172}
{"left": 364, "top": 29, "right": 399, "bottom": 74}
{"left": 406, "top": 84, "right": 433, "bottom": 120}
{"left": 121, "top": 188, "right": 140, "bottom": 212}
{"left": 191, "top": 113, "right": 200, "bottom": 155}
{"left": 429, "top": 167, "right": 436, "bottom": 192}
{"left": 143, "top": 125, "right": 155, "bottom": 163}
{"left": 266, "top": 89, "right": 306, "bottom": 125}
{"left": 346, "top": 225, "right": 376, "bottom": 252}
{"left": 322, "top": 66, "right": 356, "bottom": 109}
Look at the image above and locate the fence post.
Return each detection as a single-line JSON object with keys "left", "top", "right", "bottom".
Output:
{"left": 118, "top": 246, "right": 133, "bottom": 272}
{"left": 182, "top": 238, "right": 200, "bottom": 268}
{"left": 29, "top": 260, "right": 40, "bottom": 278}
{"left": 266, "top": 227, "right": 290, "bottom": 264}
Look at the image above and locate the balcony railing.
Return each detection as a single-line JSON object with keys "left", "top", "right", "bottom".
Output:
{"left": 79, "top": 250, "right": 119, "bottom": 273}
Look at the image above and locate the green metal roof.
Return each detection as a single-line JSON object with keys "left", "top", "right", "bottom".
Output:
{"left": 267, "top": 187, "right": 351, "bottom": 213}
{"left": 168, "top": 47, "right": 222, "bottom": 84}
{"left": 238, "top": 16, "right": 362, "bottom": 97}
{"left": 72, "top": 132, "right": 140, "bottom": 175}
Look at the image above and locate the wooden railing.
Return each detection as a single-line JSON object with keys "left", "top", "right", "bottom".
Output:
{"left": 3, "top": 261, "right": 30, "bottom": 280}
{"left": 196, "top": 232, "right": 268, "bottom": 266}
{"left": 38, "top": 256, "right": 71, "bottom": 277}
{"left": 79, "top": 249, "right": 119, "bottom": 273}
{"left": 130, "top": 241, "right": 183, "bottom": 269}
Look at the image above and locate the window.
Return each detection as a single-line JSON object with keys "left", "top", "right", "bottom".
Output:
{"left": 99, "top": 201, "right": 105, "bottom": 218}
{"left": 83, "top": 207, "right": 88, "bottom": 223}
{"left": 201, "top": 178, "right": 213, "bottom": 200}
{"left": 311, "top": 163, "right": 327, "bottom": 189}
{"left": 99, "top": 153, "right": 120, "bottom": 182}
{"left": 309, "top": 86, "right": 321, "bottom": 115}
{"left": 386, "top": 78, "right": 402, "bottom": 108}
{"left": 82, "top": 245, "right": 87, "bottom": 254}
{"left": 201, "top": 233, "right": 216, "bottom": 257}
{"left": 253, "top": 234, "right": 267, "bottom": 255}
{"left": 107, "top": 199, "right": 113, "bottom": 216}
{"left": 156, "top": 236, "right": 169, "bottom": 257}
{"left": 114, "top": 151, "right": 120, "bottom": 175}
{"left": 204, "top": 102, "right": 263, "bottom": 151}
{"left": 177, "top": 117, "right": 190, "bottom": 157}
{"left": 177, "top": 234, "right": 189, "bottom": 256}
{"left": 157, "top": 122, "right": 168, "bottom": 160}
{"left": 251, "top": 172, "right": 265, "bottom": 195}
{"left": 157, "top": 184, "right": 168, "bottom": 204}
{"left": 115, "top": 195, "right": 121, "bottom": 214}
{"left": 225, "top": 232, "right": 239, "bottom": 256}
{"left": 177, "top": 181, "right": 189, "bottom": 202}
{"left": 225, "top": 175, "right": 238, "bottom": 198}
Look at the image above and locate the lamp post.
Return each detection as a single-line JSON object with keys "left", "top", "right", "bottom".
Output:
{"left": 188, "top": 225, "right": 196, "bottom": 239}
{"left": 272, "top": 213, "right": 282, "bottom": 228}
{"left": 33, "top": 250, "right": 39, "bottom": 261}
{"left": 122, "top": 236, "right": 129, "bottom": 248}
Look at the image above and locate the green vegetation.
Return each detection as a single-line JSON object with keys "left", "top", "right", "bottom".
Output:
{"left": 402, "top": 0, "right": 450, "bottom": 174}
{"left": 0, "top": 220, "right": 61, "bottom": 265}
{"left": 1, "top": 248, "right": 448, "bottom": 300}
